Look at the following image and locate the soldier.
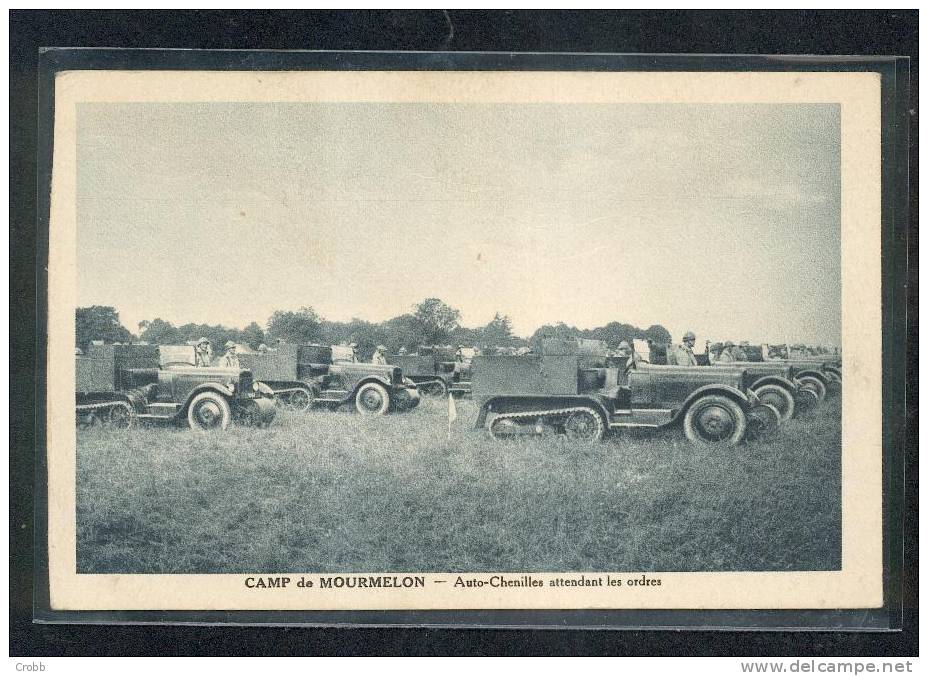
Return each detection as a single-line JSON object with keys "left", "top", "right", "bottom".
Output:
{"left": 669, "top": 331, "right": 698, "bottom": 366}
{"left": 222, "top": 341, "right": 240, "bottom": 368}
{"left": 194, "top": 337, "right": 213, "bottom": 367}
{"left": 349, "top": 342, "right": 359, "bottom": 363}
{"left": 397, "top": 346, "right": 408, "bottom": 356}
{"left": 371, "top": 344, "right": 388, "bottom": 365}
{"left": 731, "top": 340, "right": 749, "bottom": 362}
{"left": 715, "top": 340, "right": 736, "bottom": 363}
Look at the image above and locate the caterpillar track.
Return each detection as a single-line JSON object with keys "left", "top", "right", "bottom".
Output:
{"left": 75, "top": 400, "right": 134, "bottom": 429}
{"left": 488, "top": 405, "right": 605, "bottom": 441}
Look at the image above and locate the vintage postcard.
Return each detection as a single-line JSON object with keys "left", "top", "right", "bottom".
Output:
{"left": 46, "top": 67, "right": 884, "bottom": 612}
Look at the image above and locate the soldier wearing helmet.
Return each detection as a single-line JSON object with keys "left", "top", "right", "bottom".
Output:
{"left": 669, "top": 331, "right": 698, "bottom": 366}
{"left": 194, "top": 337, "right": 213, "bottom": 367}
{"left": 614, "top": 340, "right": 633, "bottom": 359}
{"left": 731, "top": 340, "right": 749, "bottom": 362}
{"left": 222, "top": 340, "right": 240, "bottom": 368}
{"left": 715, "top": 340, "right": 736, "bottom": 363}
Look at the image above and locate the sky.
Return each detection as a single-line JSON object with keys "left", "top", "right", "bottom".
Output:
{"left": 76, "top": 101, "right": 841, "bottom": 345}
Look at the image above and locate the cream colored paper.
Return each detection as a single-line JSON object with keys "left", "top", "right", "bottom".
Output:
{"left": 48, "top": 70, "right": 882, "bottom": 611}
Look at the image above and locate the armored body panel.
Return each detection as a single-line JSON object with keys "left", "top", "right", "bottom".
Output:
{"left": 472, "top": 355, "right": 580, "bottom": 397}
{"left": 239, "top": 344, "right": 299, "bottom": 381}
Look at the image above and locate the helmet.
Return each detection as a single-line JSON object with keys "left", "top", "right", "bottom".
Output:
{"left": 376, "top": 344, "right": 386, "bottom": 350}
{"left": 617, "top": 340, "right": 631, "bottom": 350}
{"left": 683, "top": 331, "right": 696, "bottom": 341}
{"left": 724, "top": 340, "right": 735, "bottom": 348}
{"left": 198, "top": 337, "right": 210, "bottom": 345}
{"left": 225, "top": 341, "right": 236, "bottom": 349}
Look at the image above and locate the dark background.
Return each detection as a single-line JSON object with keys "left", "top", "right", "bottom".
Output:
{"left": 10, "top": 9, "right": 918, "bottom": 656}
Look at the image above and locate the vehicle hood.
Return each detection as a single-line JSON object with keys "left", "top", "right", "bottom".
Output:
{"left": 331, "top": 363, "right": 397, "bottom": 378}
{"left": 639, "top": 364, "right": 745, "bottom": 388}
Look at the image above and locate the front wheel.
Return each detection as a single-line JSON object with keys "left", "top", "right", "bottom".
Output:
{"left": 355, "top": 382, "right": 390, "bottom": 415}
{"left": 683, "top": 394, "right": 748, "bottom": 446}
{"left": 187, "top": 391, "right": 232, "bottom": 431}
{"left": 795, "top": 387, "right": 820, "bottom": 415}
{"left": 748, "top": 403, "right": 782, "bottom": 441}
{"left": 798, "top": 376, "right": 828, "bottom": 403}
{"left": 752, "top": 384, "right": 795, "bottom": 422}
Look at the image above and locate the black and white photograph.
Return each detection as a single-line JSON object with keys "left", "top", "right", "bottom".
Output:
{"left": 43, "top": 67, "right": 884, "bottom": 612}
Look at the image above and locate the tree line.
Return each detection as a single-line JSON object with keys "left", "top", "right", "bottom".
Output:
{"left": 75, "top": 299, "right": 671, "bottom": 361}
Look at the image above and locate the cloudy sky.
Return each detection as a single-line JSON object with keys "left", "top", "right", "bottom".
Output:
{"left": 76, "top": 101, "right": 841, "bottom": 345}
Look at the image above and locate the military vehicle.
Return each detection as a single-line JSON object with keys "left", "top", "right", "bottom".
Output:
{"left": 645, "top": 340, "right": 824, "bottom": 417}
{"left": 76, "top": 344, "right": 276, "bottom": 431}
{"left": 472, "top": 342, "right": 781, "bottom": 446}
{"left": 695, "top": 343, "right": 821, "bottom": 420}
{"left": 757, "top": 344, "right": 841, "bottom": 400}
{"left": 388, "top": 345, "right": 472, "bottom": 397}
{"left": 239, "top": 344, "right": 420, "bottom": 415}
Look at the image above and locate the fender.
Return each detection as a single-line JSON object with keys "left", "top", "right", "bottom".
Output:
{"left": 475, "top": 395, "right": 611, "bottom": 430}
{"left": 822, "top": 365, "right": 842, "bottom": 379}
{"left": 349, "top": 375, "right": 395, "bottom": 398}
{"left": 751, "top": 375, "right": 797, "bottom": 393}
{"left": 795, "top": 368, "right": 828, "bottom": 385}
{"left": 181, "top": 383, "right": 234, "bottom": 413}
{"left": 673, "top": 384, "right": 751, "bottom": 424}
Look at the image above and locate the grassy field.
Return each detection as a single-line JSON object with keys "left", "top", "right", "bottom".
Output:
{"left": 76, "top": 395, "right": 841, "bottom": 574}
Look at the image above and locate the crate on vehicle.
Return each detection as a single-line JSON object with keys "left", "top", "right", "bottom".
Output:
{"left": 240, "top": 345, "right": 299, "bottom": 381}
{"left": 390, "top": 355, "right": 436, "bottom": 375}
{"left": 75, "top": 354, "right": 115, "bottom": 393}
{"left": 472, "top": 355, "right": 579, "bottom": 397}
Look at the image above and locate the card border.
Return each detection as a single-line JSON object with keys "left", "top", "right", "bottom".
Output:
{"left": 32, "top": 49, "right": 909, "bottom": 630}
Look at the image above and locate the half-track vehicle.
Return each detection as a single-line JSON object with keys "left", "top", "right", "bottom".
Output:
{"left": 388, "top": 345, "right": 472, "bottom": 397}
{"left": 239, "top": 344, "right": 420, "bottom": 415}
{"left": 76, "top": 344, "right": 276, "bottom": 431}
{"left": 472, "top": 342, "right": 781, "bottom": 446}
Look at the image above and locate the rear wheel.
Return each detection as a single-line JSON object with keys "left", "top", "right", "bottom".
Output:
{"left": 105, "top": 402, "right": 134, "bottom": 430}
{"left": 187, "top": 391, "right": 232, "bottom": 431}
{"left": 355, "top": 382, "right": 390, "bottom": 415}
{"left": 683, "top": 394, "right": 748, "bottom": 446}
{"left": 563, "top": 409, "right": 605, "bottom": 442}
{"left": 425, "top": 380, "right": 448, "bottom": 397}
{"left": 76, "top": 411, "right": 101, "bottom": 430}
{"left": 798, "top": 376, "right": 827, "bottom": 403}
{"left": 287, "top": 386, "right": 314, "bottom": 412}
{"left": 752, "top": 384, "right": 795, "bottom": 422}
{"left": 489, "top": 416, "right": 521, "bottom": 440}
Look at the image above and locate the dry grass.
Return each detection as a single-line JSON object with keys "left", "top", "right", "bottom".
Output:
{"left": 76, "top": 395, "right": 841, "bottom": 573}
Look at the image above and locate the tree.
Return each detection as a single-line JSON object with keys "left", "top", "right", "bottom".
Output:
{"left": 413, "top": 298, "right": 461, "bottom": 345}
{"left": 138, "top": 317, "right": 182, "bottom": 345}
{"left": 644, "top": 324, "right": 673, "bottom": 346}
{"left": 593, "top": 321, "right": 642, "bottom": 348}
{"left": 479, "top": 313, "right": 514, "bottom": 348}
{"left": 75, "top": 306, "right": 132, "bottom": 350}
{"left": 266, "top": 307, "right": 322, "bottom": 345}
{"left": 241, "top": 321, "right": 266, "bottom": 350}
{"left": 380, "top": 314, "right": 422, "bottom": 353}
